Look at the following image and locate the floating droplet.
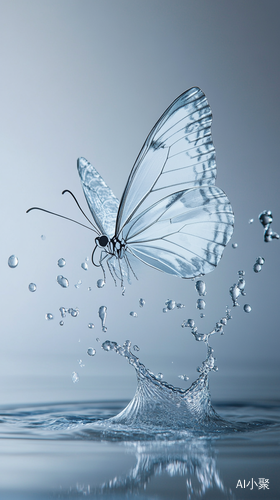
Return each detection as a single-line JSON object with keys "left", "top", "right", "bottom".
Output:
{"left": 165, "top": 299, "right": 176, "bottom": 310}
{"left": 130, "top": 311, "right": 137, "bottom": 317}
{"left": 81, "top": 262, "right": 88, "bottom": 271}
{"left": 133, "top": 345, "right": 140, "bottom": 351}
{"left": 139, "top": 298, "right": 145, "bottom": 308}
{"left": 220, "top": 317, "right": 227, "bottom": 326}
{"left": 59, "top": 320, "right": 64, "bottom": 326}
{"left": 45, "top": 313, "right": 54, "bottom": 320}
{"left": 259, "top": 210, "right": 273, "bottom": 228}
{"left": 28, "top": 283, "right": 36, "bottom": 292}
{"left": 88, "top": 287, "right": 92, "bottom": 291}
{"left": 238, "top": 270, "right": 245, "bottom": 277}
{"left": 59, "top": 308, "right": 66, "bottom": 319}
{"left": 253, "top": 263, "right": 262, "bottom": 273}
{"left": 176, "top": 303, "right": 185, "bottom": 309}
{"left": 85, "top": 256, "right": 90, "bottom": 262}
{"left": 248, "top": 218, "right": 254, "bottom": 224}
{"left": 70, "top": 309, "right": 79, "bottom": 317}
{"left": 8, "top": 255, "right": 18, "bottom": 268}
{"left": 162, "top": 307, "right": 168, "bottom": 313}
{"left": 74, "top": 280, "right": 82, "bottom": 289}
{"left": 232, "top": 243, "right": 238, "bottom": 249}
{"left": 155, "top": 373, "right": 163, "bottom": 380}
{"left": 187, "top": 319, "right": 195, "bottom": 328}
{"left": 78, "top": 359, "right": 85, "bottom": 368}
{"left": 244, "top": 304, "right": 252, "bottom": 313}
{"left": 99, "top": 306, "right": 107, "bottom": 331}
{"left": 196, "top": 299, "right": 206, "bottom": 310}
{"left": 57, "top": 258, "right": 66, "bottom": 268}
{"left": 178, "top": 374, "right": 189, "bottom": 381}
{"left": 41, "top": 235, "right": 46, "bottom": 241}
{"left": 72, "top": 371, "right": 79, "bottom": 383}
{"left": 102, "top": 340, "right": 117, "bottom": 351}
{"left": 195, "top": 280, "right": 206, "bottom": 296}
{"left": 87, "top": 347, "right": 96, "bottom": 356}
{"left": 256, "top": 256, "right": 265, "bottom": 265}
{"left": 97, "top": 279, "right": 105, "bottom": 288}
{"left": 56, "top": 275, "right": 69, "bottom": 288}
{"left": 264, "top": 226, "right": 279, "bottom": 242}
{"left": 88, "top": 323, "right": 95, "bottom": 329}
{"left": 96, "top": 337, "right": 100, "bottom": 342}
{"left": 200, "top": 313, "right": 205, "bottom": 318}
{"left": 229, "top": 284, "right": 241, "bottom": 306}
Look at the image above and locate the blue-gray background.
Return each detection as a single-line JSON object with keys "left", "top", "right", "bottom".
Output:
{"left": 1, "top": 0, "right": 280, "bottom": 405}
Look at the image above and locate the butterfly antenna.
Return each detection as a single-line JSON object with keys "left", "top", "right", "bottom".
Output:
{"left": 62, "top": 190, "right": 101, "bottom": 235}
{"left": 26, "top": 207, "right": 97, "bottom": 233}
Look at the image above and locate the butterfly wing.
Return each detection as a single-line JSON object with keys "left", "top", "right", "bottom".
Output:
{"left": 124, "top": 186, "right": 234, "bottom": 278}
{"left": 77, "top": 157, "right": 119, "bottom": 238}
{"left": 116, "top": 87, "right": 217, "bottom": 236}
{"left": 115, "top": 87, "right": 234, "bottom": 277}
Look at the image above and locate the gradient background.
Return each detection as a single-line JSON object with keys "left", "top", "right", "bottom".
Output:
{"left": 1, "top": 0, "right": 280, "bottom": 408}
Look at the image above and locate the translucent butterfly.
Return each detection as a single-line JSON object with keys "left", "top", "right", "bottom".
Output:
{"left": 27, "top": 87, "right": 234, "bottom": 285}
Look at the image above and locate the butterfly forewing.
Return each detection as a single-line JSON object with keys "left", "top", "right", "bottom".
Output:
{"left": 77, "top": 157, "right": 119, "bottom": 238}
{"left": 116, "top": 87, "right": 217, "bottom": 236}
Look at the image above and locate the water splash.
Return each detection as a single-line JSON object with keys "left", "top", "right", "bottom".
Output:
{"left": 8, "top": 255, "right": 18, "bottom": 268}
{"left": 99, "top": 306, "right": 107, "bottom": 332}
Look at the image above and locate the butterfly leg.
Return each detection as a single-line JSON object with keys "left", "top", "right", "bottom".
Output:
{"left": 124, "top": 252, "right": 138, "bottom": 282}
{"left": 105, "top": 254, "right": 117, "bottom": 287}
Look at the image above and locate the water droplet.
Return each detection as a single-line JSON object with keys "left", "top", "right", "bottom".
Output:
{"left": 96, "top": 337, "right": 100, "bottom": 342}
{"left": 196, "top": 299, "right": 206, "bottom": 310}
{"left": 220, "top": 317, "right": 227, "bottom": 326}
{"left": 88, "top": 287, "right": 92, "bottom": 291}
{"left": 75, "top": 280, "right": 82, "bottom": 289}
{"left": 187, "top": 319, "right": 195, "bottom": 328}
{"left": 72, "top": 371, "right": 79, "bottom": 383}
{"left": 45, "top": 313, "right": 54, "bottom": 320}
{"left": 28, "top": 283, "right": 36, "bottom": 292}
{"left": 85, "top": 257, "right": 90, "bottom": 262}
{"left": 88, "top": 323, "right": 95, "bottom": 329}
{"left": 99, "top": 306, "right": 107, "bottom": 331}
{"left": 97, "top": 279, "right": 105, "bottom": 289}
{"left": 237, "top": 278, "right": 246, "bottom": 292}
{"left": 130, "top": 311, "right": 137, "bottom": 317}
{"left": 8, "top": 255, "right": 18, "bottom": 268}
{"left": 244, "top": 304, "right": 252, "bottom": 313}
{"left": 102, "top": 326, "right": 107, "bottom": 332}
{"left": 229, "top": 284, "right": 241, "bottom": 306}
{"left": 133, "top": 345, "right": 140, "bottom": 351}
{"left": 59, "top": 320, "right": 64, "bottom": 326}
{"left": 139, "top": 298, "right": 145, "bottom": 308}
{"left": 238, "top": 270, "right": 245, "bottom": 277}
{"left": 57, "top": 258, "right": 66, "bottom": 268}
{"left": 78, "top": 359, "right": 85, "bottom": 368}
{"left": 200, "top": 313, "right": 205, "bottom": 318}
{"left": 249, "top": 218, "right": 254, "bottom": 224}
{"left": 232, "top": 243, "right": 238, "bottom": 249}
{"left": 41, "top": 235, "right": 46, "bottom": 241}
{"left": 165, "top": 299, "right": 176, "bottom": 310}
{"left": 71, "top": 309, "right": 79, "bottom": 317}
{"left": 155, "top": 373, "right": 163, "bottom": 380}
{"left": 176, "top": 303, "right": 185, "bottom": 309}
{"left": 195, "top": 280, "right": 206, "bottom": 296}
{"left": 256, "top": 256, "right": 265, "bottom": 265}
{"left": 81, "top": 262, "right": 88, "bottom": 271}
{"left": 264, "top": 226, "right": 279, "bottom": 242}
{"left": 102, "top": 340, "right": 117, "bottom": 351}
{"left": 259, "top": 210, "right": 273, "bottom": 228}
{"left": 162, "top": 307, "right": 168, "bottom": 313}
{"left": 253, "top": 263, "right": 262, "bottom": 273}
{"left": 178, "top": 374, "right": 189, "bottom": 381}
{"left": 87, "top": 348, "right": 96, "bottom": 356}
{"left": 56, "top": 275, "right": 69, "bottom": 288}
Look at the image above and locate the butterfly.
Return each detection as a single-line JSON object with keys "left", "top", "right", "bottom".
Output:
{"left": 27, "top": 87, "right": 234, "bottom": 285}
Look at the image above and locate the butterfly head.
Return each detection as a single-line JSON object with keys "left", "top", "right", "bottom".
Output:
{"left": 96, "top": 235, "right": 109, "bottom": 248}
